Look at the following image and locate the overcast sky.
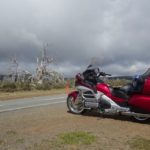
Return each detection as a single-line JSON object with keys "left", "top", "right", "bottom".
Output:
{"left": 0, "top": 0, "right": 150, "bottom": 77}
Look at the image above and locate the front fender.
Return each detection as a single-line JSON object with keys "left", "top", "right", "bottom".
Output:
{"left": 68, "top": 91, "right": 79, "bottom": 101}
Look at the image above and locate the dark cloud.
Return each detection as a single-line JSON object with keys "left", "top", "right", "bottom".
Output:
{"left": 0, "top": 0, "right": 150, "bottom": 76}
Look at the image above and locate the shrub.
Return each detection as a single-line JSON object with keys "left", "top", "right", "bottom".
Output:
{"left": 0, "top": 82, "right": 17, "bottom": 92}
{"left": 16, "top": 82, "right": 32, "bottom": 91}
{"left": 53, "top": 82, "right": 66, "bottom": 89}
{"left": 106, "top": 79, "right": 131, "bottom": 87}
{"left": 0, "top": 80, "right": 66, "bottom": 91}
{"left": 35, "top": 82, "right": 53, "bottom": 90}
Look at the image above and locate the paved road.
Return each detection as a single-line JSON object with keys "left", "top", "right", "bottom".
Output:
{"left": 0, "top": 94, "right": 67, "bottom": 113}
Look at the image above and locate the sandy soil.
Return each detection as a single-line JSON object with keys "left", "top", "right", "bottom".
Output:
{"left": 0, "top": 103, "right": 150, "bottom": 150}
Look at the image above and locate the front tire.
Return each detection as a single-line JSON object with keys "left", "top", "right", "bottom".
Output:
{"left": 67, "top": 95, "right": 85, "bottom": 114}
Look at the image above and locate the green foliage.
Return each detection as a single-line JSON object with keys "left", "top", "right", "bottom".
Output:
{"left": 0, "top": 81, "right": 33, "bottom": 92}
{"left": 35, "top": 82, "right": 53, "bottom": 90}
{"left": 36, "top": 80, "right": 66, "bottom": 90}
{"left": 106, "top": 79, "right": 131, "bottom": 87}
{"left": 58, "top": 131, "right": 96, "bottom": 145}
{"left": 0, "top": 80, "right": 66, "bottom": 92}
{"left": 30, "top": 131, "right": 96, "bottom": 150}
{"left": 0, "top": 78, "right": 131, "bottom": 92}
{"left": 0, "top": 82, "right": 17, "bottom": 92}
{"left": 16, "top": 82, "right": 32, "bottom": 91}
{"left": 53, "top": 82, "right": 66, "bottom": 89}
{"left": 128, "top": 137, "right": 150, "bottom": 150}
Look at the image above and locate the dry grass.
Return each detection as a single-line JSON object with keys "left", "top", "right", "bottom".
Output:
{"left": 0, "top": 104, "right": 150, "bottom": 150}
{"left": 0, "top": 88, "right": 69, "bottom": 101}
{"left": 128, "top": 137, "right": 150, "bottom": 150}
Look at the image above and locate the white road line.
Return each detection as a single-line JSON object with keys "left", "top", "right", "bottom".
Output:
{"left": 0, "top": 100, "right": 66, "bottom": 113}
{"left": 38, "top": 97, "right": 66, "bottom": 101}
{"left": 0, "top": 97, "right": 66, "bottom": 106}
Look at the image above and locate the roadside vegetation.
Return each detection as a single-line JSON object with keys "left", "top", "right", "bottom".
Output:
{"left": 0, "top": 81, "right": 65, "bottom": 92}
{"left": 0, "top": 78, "right": 131, "bottom": 100}
{"left": 0, "top": 79, "right": 75, "bottom": 100}
{"left": 0, "top": 78, "right": 130, "bottom": 92}
{"left": 0, "top": 79, "right": 75, "bottom": 92}
{"left": 106, "top": 78, "right": 132, "bottom": 87}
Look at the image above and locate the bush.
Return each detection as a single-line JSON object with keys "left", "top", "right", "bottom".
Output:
{"left": 106, "top": 79, "right": 131, "bottom": 87}
{"left": 0, "top": 80, "right": 66, "bottom": 91}
{"left": 35, "top": 82, "right": 53, "bottom": 90}
{"left": 16, "top": 82, "right": 32, "bottom": 91}
{"left": 0, "top": 82, "right": 17, "bottom": 92}
{"left": 53, "top": 82, "right": 66, "bottom": 89}
{"left": 0, "top": 81, "right": 32, "bottom": 92}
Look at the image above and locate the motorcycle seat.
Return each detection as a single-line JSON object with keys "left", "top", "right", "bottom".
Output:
{"left": 110, "top": 87, "right": 129, "bottom": 99}
{"left": 120, "top": 82, "right": 143, "bottom": 95}
{"left": 119, "top": 83, "right": 134, "bottom": 95}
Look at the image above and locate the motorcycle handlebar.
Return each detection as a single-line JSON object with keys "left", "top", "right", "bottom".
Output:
{"left": 98, "top": 72, "right": 111, "bottom": 77}
{"left": 99, "top": 72, "right": 111, "bottom": 77}
{"left": 105, "top": 73, "right": 111, "bottom": 76}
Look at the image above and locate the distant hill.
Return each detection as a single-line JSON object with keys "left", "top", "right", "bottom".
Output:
{"left": 65, "top": 76, "right": 133, "bottom": 80}
{"left": 108, "top": 76, "right": 133, "bottom": 80}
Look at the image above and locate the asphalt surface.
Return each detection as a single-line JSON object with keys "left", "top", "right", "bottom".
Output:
{"left": 0, "top": 94, "right": 67, "bottom": 113}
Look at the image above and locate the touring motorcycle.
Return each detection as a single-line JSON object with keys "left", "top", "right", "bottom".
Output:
{"left": 67, "top": 66, "right": 150, "bottom": 122}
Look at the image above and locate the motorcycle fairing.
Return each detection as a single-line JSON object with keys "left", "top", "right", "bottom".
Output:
{"left": 76, "top": 85, "right": 129, "bottom": 112}
{"left": 96, "top": 83, "right": 128, "bottom": 106}
{"left": 142, "top": 77, "right": 150, "bottom": 94}
{"left": 76, "top": 85, "right": 103, "bottom": 101}
{"left": 68, "top": 91, "right": 78, "bottom": 102}
{"left": 129, "top": 94, "right": 150, "bottom": 113}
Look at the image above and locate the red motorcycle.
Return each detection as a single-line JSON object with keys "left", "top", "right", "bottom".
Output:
{"left": 67, "top": 66, "right": 150, "bottom": 122}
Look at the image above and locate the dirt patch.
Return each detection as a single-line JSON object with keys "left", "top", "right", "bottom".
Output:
{"left": 0, "top": 103, "right": 150, "bottom": 150}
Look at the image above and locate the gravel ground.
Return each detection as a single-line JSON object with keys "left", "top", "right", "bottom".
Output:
{"left": 0, "top": 103, "right": 150, "bottom": 150}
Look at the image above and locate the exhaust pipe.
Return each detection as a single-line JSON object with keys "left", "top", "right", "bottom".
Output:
{"left": 121, "top": 111, "right": 150, "bottom": 118}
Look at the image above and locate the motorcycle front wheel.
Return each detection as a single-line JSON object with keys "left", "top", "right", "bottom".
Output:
{"left": 67, "top": 95, "right": 85, "bottom": 114}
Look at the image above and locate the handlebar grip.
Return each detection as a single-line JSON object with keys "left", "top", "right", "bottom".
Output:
{"left": 100, "top": 72, "right": 106, "bottom": 76}
{"left": 106, "top": 74, "right": 111, "bottom": 76}
{"left": 100, "top": 72, "right": 111, "bottom": 76}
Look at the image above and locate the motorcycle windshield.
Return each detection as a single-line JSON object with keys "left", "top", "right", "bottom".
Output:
{"left": 142, "top": 68, "right": 150, "bottom": 78}
{"left": 86, "top": 65, "right": 99, "bottom": 70}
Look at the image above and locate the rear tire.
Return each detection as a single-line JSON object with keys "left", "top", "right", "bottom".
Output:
{"left": 67, "top": 95, "right": 85, "bottom": 114}
{"left": 132, "top": 116, "right": 150, "bottom": 123}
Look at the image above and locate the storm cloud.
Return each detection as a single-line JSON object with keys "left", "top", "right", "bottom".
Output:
{"left": 0, "top": 0, "right": 150, "bottom": 76}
